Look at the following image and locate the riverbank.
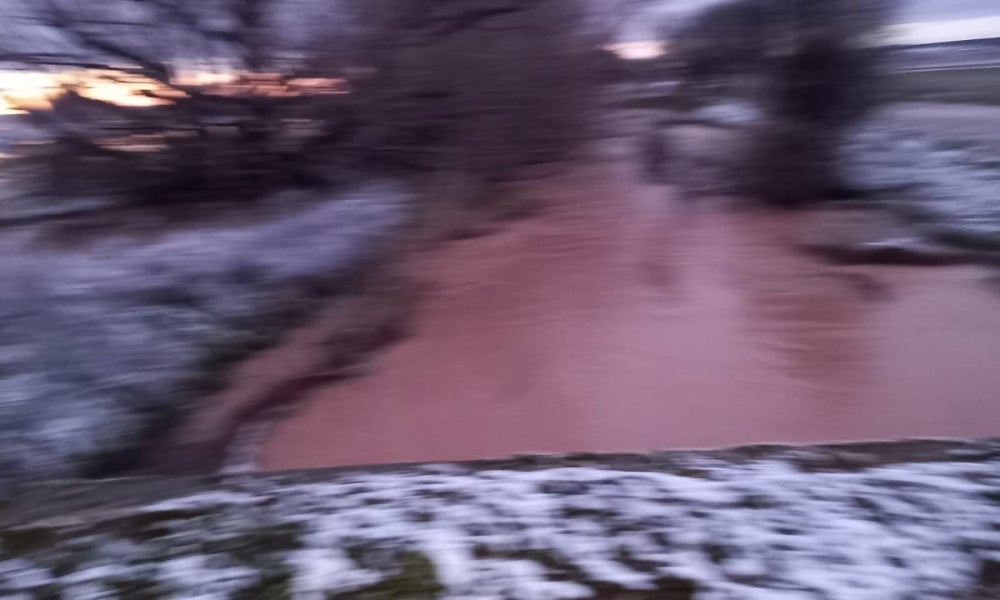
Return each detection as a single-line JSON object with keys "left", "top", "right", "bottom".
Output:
{"left": 0, "top": 182, "right": 411, "bottom": 480}
{"left": 2, "top": 438, "right": 998, "bottom": 599}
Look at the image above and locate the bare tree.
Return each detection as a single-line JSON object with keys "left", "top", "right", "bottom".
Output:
{"left": 3, "top": 0, "right": 616, "bottom": 208}
{"left": 659, "top": 0, "right": 897, "bottom": 205}
{"left": 750, "top": 0, "right": 898, "bottom": 205}
{"left": 345, "top": 0, "right": 610, "bottom": 180}
{"left": 669, "top": 0, "right": 769, "bottom": 99}
{"left": 1, "top": 0, "right": 358, "bottom": 201}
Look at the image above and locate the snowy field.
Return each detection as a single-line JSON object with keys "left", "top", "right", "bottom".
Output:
{"left": 1, "top": 441, "right": 998, "bottom": 600}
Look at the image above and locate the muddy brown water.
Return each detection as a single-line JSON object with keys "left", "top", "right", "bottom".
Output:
{"left": 257, "top": 155, "right": 1000, "bottom": 471}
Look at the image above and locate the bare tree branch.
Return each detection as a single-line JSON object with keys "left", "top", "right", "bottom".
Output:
{"left": 39, "top": 0, "right": 172, "bottom": 84}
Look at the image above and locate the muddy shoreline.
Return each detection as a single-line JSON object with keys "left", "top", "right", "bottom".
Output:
{"left": 7, "top": 437, "right": 1000, "bottom": 523}
{"left": 138, "top": 256, "right": 417, "bottom": 476}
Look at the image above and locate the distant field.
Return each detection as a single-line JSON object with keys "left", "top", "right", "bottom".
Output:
{"left": 890, "top": 66, "right": 1000, "bottom": 106}
{"left": 618, "top": 65, "right": 1000, "bottom": 112}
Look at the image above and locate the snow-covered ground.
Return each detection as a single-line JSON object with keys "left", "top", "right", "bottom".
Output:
{"left": 844, "top": 122, "right": 1000, "bottom": 249}
{"left": 691, "top": 102, "right": 761, "bottom": 128}
{"left": 1, "top": 442, "right": 998, "bottom": 599}
{"left": 0, "top": 182, "right": 410, "bottom": 480}
{"left": 687, "top": 100, "right": 1000, "bottom": 252}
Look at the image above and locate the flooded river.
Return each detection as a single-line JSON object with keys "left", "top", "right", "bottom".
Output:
{"left": 259, "top": 154, "right": 1000, "bottom": 471}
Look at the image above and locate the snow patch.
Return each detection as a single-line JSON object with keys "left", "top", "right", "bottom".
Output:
{"left": 2, "top": 456, "right": 997, "bottom": 599}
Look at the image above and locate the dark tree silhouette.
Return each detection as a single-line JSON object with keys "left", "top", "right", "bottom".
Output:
{"left": 751, "top": 0, "right": 898, "bottom": 205}
{"left": 2, "top": 0, "right": 616, "bottom": 206}
{"left": 662, "top": 0, "right": 897, "bottom": 205}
